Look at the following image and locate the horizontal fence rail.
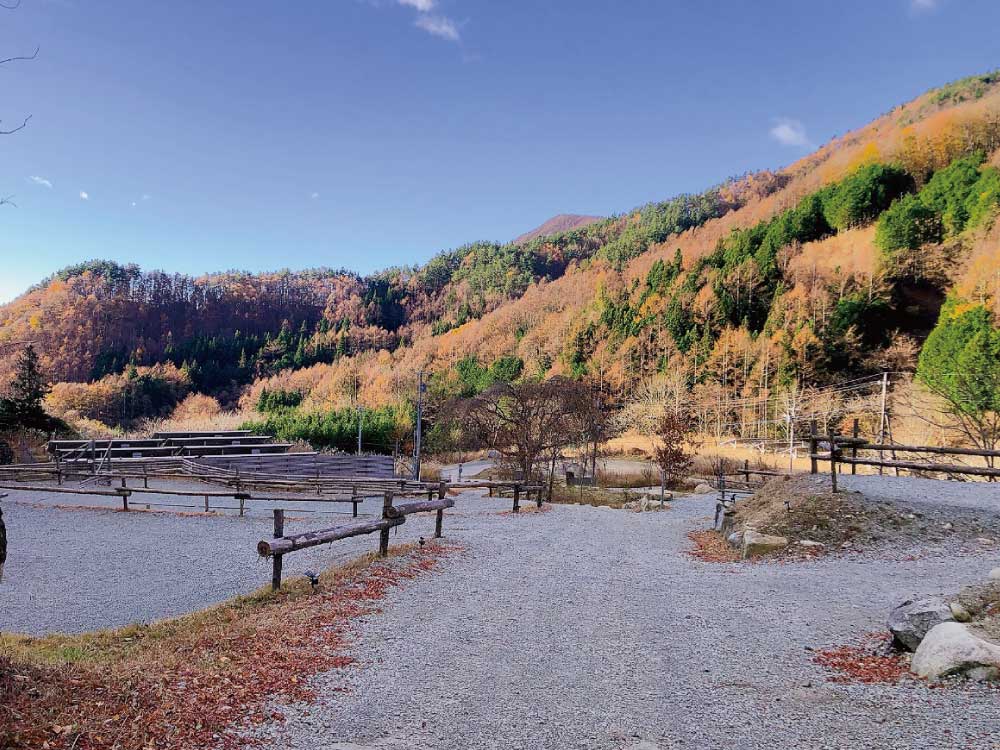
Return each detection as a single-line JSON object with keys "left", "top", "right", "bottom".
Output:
{"left": 258, "top": 489, "right": 456, "bottom": 589}
{"left": 808, "top": 424, "right": 1000, "bottom": 485}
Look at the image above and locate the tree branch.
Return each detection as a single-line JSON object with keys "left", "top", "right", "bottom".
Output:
{"left": 0, "top": 45, "right": 39, "bottom": 66}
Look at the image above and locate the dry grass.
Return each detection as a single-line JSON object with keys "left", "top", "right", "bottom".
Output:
{"left": 549, "top": 483, "right": 639, "bottom": 508}
{"left": 420, "top": 462, "right": 443, "bottom": 482}
{"left": 0, "top": 542, "right": 459, "bottom": 750}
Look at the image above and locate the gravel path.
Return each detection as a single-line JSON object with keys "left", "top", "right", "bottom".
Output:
{"left": 254, "top": 480, "right": 1000, "bottom": 750}
{"left": 0, "top": 486, "right": 443, "bottom": 634}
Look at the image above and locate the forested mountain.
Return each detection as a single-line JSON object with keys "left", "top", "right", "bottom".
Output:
{"left": 514, "top": 214, "right": 604, "bottom": 244}
{"left": 3, "top": 70, "right": 1000, "bottom": 443}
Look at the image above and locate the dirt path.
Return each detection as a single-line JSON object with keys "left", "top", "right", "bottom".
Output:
{"left": 256, "top": 481, "right": 1000, "bottom": 750}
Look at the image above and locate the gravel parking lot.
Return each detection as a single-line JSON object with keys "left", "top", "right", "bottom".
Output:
{"left": 0, "top": 483, "right": 444, "bottom": 634}
{"left": 2, "top": 475, "right": 999, "bottom": 748}
{"left": 255, "top": 476, "right": 1000, "bottom": 750}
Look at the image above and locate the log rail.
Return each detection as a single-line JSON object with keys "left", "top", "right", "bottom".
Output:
{"left": 258, "top": 488, "right": 456, "bottom": 589}
{"left": 808, "top": 427, "right": 1000, "bottom": 482}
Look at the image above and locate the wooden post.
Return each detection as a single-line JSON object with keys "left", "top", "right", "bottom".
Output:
{"left": 828, "top": 427, "right": 838, "bottom": 493}
{"left": 434, "top": 507, "right": 444, "bottom": 538}
{"left": 438, "top": 480, "right": 446, "bottom": 500}
{"left": 352, "top": 500, "right": 359, "bottom": 518}
{"left": 271, "top": 509, "right": 285, "bottom": 591}
{"left": 536, "top": 485, "right": 543, "bottom": 508}
{"left": 204, "top": 495, "right": 210, "bottom": 513}
{"left": 379, "top": 492, "right": 393, "bottom": 556}
{"left": 239, "top": 497, "right": 245, "bottom": 517}
{"left": 851, "top": 418, "right": 859, "bottom": 476}
{"left": 513, "top": 484, "right": 521, "bottom": 514}
{"left": 743, "top": 459, "right": 750, "bottom": 486}
{"left": 809, "top": 419, "right": 818, "bottom": 475}
{"left": 143, "top": 465, "right": 149, "bottom": 489}
{"left": 121, "top": 491, "right": 130, "bottom": 512}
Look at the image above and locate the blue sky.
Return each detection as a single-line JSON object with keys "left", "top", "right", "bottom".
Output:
{"left": 0, "top": 0, "right": 997, "bottom": 302}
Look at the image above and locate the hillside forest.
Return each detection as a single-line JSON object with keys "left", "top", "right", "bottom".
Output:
{"left": 2, "top": 71, "right": 1000, "bottom": 458}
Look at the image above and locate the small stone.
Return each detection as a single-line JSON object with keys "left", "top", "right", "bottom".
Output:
{"left": 797, "top": 540, "right": 824, "bottom": 548}
{"left": 949, "top": 601, "right": 972, "bottom": 623}
{"left": 990, "top": 568, "right": 1000, "bottom": 582}
{"left": 741, "top": 531, "right": 788, "bottom": 559}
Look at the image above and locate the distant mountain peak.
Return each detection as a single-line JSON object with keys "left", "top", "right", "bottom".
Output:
{"left": 514, "top": 214, "right": 603, "bottom": 245}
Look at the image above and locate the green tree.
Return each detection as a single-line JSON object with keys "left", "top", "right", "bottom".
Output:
{"left": 875, "top": 194, "right": 943, "bottom": 256}
{"left": 917, "top": 301, "right": 1000, "bottom": 467}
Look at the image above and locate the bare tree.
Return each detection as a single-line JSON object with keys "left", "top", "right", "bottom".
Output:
{"left": 445, "top": 377, "right": 589, "bottom": 482}
{"left": 0, "top": 0, "right": 37, "bottom": 207}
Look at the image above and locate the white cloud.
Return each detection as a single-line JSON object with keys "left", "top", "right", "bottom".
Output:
{"left": 415, "top": 14, "right": 459, "bottom": 41}
{"left": 141, "top": 193, "right": 151, "bottom": 201}
{"left": 769, "top": 118, "right": 814, "bottom": 149}
{"left": 311, "top": 192, "right": 320, "bottom": 199}
{"left": 911, "top": 0, "right": 938, "bottom": 10}
{"left": 399, "top": 0, "right": 435, "bottom": 10}
{"left": 28, "top": 175, "right": 52, "bottom": 189}
{"left": 79, "top": 190, "right": 89, "bottom": 200}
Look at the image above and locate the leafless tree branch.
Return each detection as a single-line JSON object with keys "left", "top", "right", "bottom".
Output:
{"left": 0, "top": 45, "right": 38, "bottom": 66}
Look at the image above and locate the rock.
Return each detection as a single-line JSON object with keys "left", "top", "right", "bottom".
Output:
{"left": 911, "top": 622, "right": 1000, "bottom": 681}
{"left": 797, "top": 540, "right": 825, "bottom": 548}
{"left": 950, "top": 601, "right": 972, "bottom": 623}
{"left": 990, "top": 568, "right": 1000, "bottom": 582}
{"left": 888, "top": 596, "right": 954, "bottom": 651}
{"left": 726, "top": 531, "right": 744, "bottom": 548}
{"left": 741, "top": 530, "right": 788, "bottom": 559}
{"left": 694, "top": 483, "right": 713, "bottom": 494}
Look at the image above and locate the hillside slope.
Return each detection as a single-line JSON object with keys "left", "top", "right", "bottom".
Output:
{"left": 3, "top": 71, "right": 1000, "bottom": 439}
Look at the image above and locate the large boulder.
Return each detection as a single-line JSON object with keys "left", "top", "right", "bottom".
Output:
{"left": 694, "top": 483, "right": 714, "bottom": 494}
{"left": 741, "top": 530, "right": 788, "bottom": 559}
{"left": 911, "top": 622, "right": 1000, "bottom": 681}
{"left": 887, "top": 596, "right": 954, "bottom": 651}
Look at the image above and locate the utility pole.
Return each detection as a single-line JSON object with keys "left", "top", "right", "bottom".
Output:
{"left": 412, "top": 369, "right": 425, "bottom": 480}
{"left": 357, "top": 404, "right": 363, "bottom": 455}
{"left": 355, "top": 374, "right": 363, "bottom": 456}
{"left": 877, "top": 371, "right": 889, "bottom": 476}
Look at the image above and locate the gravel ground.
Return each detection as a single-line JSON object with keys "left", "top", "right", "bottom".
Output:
{"left": 0, "top": 484, "right": 443, "bottom": 634}
{"left": 254, "top": 478, "right": 1000, "bottom": 750}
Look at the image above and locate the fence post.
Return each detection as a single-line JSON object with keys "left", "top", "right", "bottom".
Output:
{"left": 851, "top": 418, "right": 859, "bottom": 476}
{"left": 271, "top": 509, "right": 285, "bottom": 591}
{"left": 743, "top": 459, "right": 750, "bottom": 485}
{"left": 513, "top": 484, "right": 521, "bottom": 514}
{"left": 827, "top": 427, "right": 838, "bottom": 493}
{"left": 536, "top": 485, "right": 543, "bottom": 508}
{"left": 204, "top": 495, "right": 210, "bottom": 513}
{"left": 809, "top": 419, "right": 818, "bottom": 475}
{"left": 438, "top": 480, "right": 446, "bottom": 500}
{"left": 379, "top": 492, "right": 393, "bottom": 556}
{"left": 434, "top": 507, "right": 444, "bottom": 538}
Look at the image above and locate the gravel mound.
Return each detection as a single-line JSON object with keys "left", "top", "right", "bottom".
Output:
{"left": 251, "top": 480, "right": 1000, "bottom": 750}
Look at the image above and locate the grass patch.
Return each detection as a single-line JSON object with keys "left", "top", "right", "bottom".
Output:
{"left": 549, "top": 483, "right": 639, "bottom": 508}
{"left": 0, "top": 542, "right": 460, "bottom": 750}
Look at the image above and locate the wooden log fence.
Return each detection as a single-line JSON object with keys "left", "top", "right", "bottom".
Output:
{"left": 258, "top": 488, "right": 456, "bottom": 590}
{"left": 809, "top": 429, "right": 1000, "bottom": 481}
{"left": 450, "top": 481, "right": 545, "bottom": 512}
